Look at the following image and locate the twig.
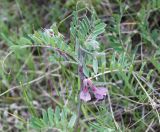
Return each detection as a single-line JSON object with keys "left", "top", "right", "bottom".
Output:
{"left": 132, "top": 72, "right": 160, "bottom": 124}
{"left": 145, "top": 119, "right": 155, "bottom": 132}
{"left": 107, "top": 89, "right": 122, "bottom": 131}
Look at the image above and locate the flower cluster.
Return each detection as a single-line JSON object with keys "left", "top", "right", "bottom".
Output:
{"left": 80, "top": 79, "right": 107, "bottom": 102}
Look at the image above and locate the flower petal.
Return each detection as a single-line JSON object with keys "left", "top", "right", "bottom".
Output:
{"left": 96, "top": 87, "right": 107, "bottom": 96}
{"left": 92, "top": 87, "right": 107, "bottom": 100}
{"left": 83, "top": 79, "right": 88, "bottom": 87}
{"left": 95, "top": 94, "right": 104, "bottom": 100}
{"left": 80, "top": 90, "right": 91, "bottom": 102}
{"left": 83, "top": 78, "right": 93, "bottom": 87}
{"left": 87, "top": 79, "right": 93, "bottom": 87}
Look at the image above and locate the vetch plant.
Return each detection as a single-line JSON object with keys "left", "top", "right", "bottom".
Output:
{"left": 11, "top": 9, "right": 107, "bottom": 131}
{"left": 2, "top": 1, "right": 160, "bottom": 131}
{"left": 69, "top": 10, "right": 107, "bottom": 131}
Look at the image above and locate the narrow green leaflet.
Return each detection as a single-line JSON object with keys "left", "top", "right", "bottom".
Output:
{"left": 93, "top": 57, "right": 98, "bottom": 74}
{"left": 48, "top": 107, "right": 54, "bottom": 126}
{"left": 42, "top": 109, "right": 48, "bottom": 125}
{"left": 83, "top": 63, "right": 89, "bottom": 77}
{"left": 68, "top": 114, "right": 77, "bottom": 128}
{"left": 54, "top": 106, "right": 61, "bottom": 124}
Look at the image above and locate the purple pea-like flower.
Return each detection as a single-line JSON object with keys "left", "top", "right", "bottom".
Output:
{"left": 80, "top": 79, "right": 107, "bottom": 102}
{"left": 80, "top": 87, "right": 91, "bottom": 102}
{"left": 92, "top": 86, "right": 107, "bottom": 100}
